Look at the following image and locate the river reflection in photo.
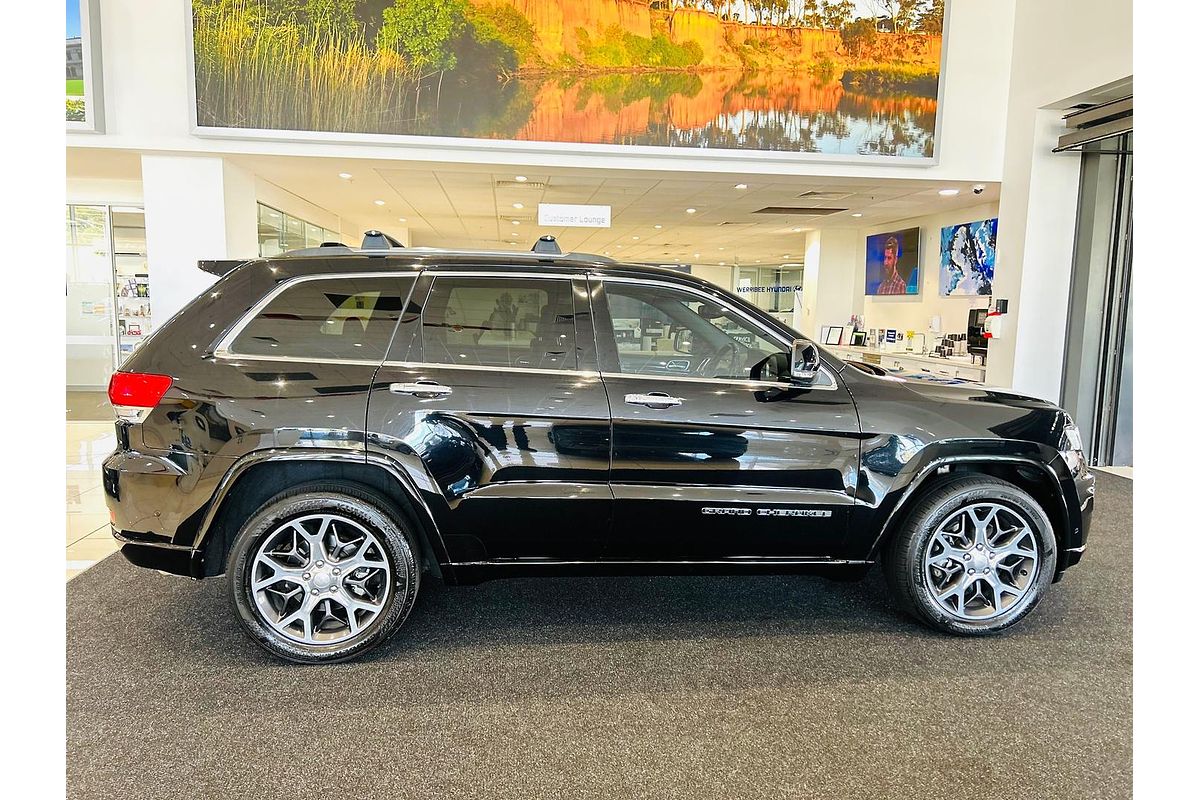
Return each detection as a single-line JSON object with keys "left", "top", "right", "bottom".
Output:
{"left": 451, "top": 69, "right": 938, "bottom": 156}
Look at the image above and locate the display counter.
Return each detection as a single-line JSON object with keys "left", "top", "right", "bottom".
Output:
{"left": 826, "top": 345, "right": 987, "bottom": 384}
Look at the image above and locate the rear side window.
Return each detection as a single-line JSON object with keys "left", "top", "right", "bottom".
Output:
{"left": 229, "top": 275, "right": 414, "bottom": 361}
{"left": 417, "top": 276, "right": 577, "bottom": 370}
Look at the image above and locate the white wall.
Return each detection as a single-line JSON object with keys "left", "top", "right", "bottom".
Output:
{"left": 141, "top": 155, "right": 258, "bottom": 322}
{"left": 799, "top": 229, "right": 861, "bottom": 341}
{"left": 69, "top": 0, "right": 1015, "bottom": 183}
{"left": 859, "top": 200, "right": 998, "bottom": 338}
{"left": 987, "top": 0, "right": 1133, "bottom": 400}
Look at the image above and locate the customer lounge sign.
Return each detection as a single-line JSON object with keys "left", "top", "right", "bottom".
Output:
{"left": 537, "top": 203, "right": 611, "bottom": 228}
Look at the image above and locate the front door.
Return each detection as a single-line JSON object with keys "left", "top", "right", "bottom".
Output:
{"left": 366, "top": 271, "right": 611, "bottom": 563}
{"left": 592, "top": 276, "right": 860, "bottom": 561}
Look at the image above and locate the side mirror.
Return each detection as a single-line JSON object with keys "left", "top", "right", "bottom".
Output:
{"left": 790, "top": 339, "right": 820, "bottom": 382}
{"left": 673, "top": 328, "right": 693, "bottom": 354}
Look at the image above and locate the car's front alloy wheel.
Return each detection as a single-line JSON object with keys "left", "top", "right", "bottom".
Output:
{"left": 885, "top": 476, "right": 1056, "bottom": 635}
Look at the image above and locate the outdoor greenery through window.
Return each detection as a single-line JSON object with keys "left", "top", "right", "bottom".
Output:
{"left": 258, "top": 203, "right": 340, "bottom": 257}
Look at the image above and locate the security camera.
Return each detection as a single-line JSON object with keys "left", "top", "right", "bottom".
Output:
{"left": 972, "top": 185, "right": 985, "bottom": 195}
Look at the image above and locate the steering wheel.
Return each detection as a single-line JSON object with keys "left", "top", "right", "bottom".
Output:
{"left": 697, "top": 342, "right": 738, "bottom": 378}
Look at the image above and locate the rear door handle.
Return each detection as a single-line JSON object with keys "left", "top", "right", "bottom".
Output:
{"left": 389, "top": 381, "right": 452, "bottom": 398}
{"left": 624, "top": 392, "right": 684, "bottom": 409}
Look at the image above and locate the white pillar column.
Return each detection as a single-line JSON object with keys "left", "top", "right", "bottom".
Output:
{"left": 990, "top": 109, "right": 1084, "bottom": 400}
{"left": 799, "top": 229, "right": 862, "bottom": 342}
{"left": 141, "top": 155, "right": 258, "bottom": 322}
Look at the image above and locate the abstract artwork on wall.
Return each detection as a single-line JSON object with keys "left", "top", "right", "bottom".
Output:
{"left": 939, "top": 218, "right": 998, "bottom": 296}
{"left": 865, "top": 227, "right": 921, "bottom": 296}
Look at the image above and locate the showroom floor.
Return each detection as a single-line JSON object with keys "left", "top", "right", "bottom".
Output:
{"left": 66, "top": 420, "right": 119, "bottom": 581}
{"left": 66, "top": 472, "right": 1131, "bottom": 799}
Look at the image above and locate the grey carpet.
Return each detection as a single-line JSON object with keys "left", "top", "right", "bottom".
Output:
{"left": 67, "top": 473, "right": 1131, "bottom": 799}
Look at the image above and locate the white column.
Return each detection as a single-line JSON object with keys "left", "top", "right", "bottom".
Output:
{"left": 989, "top": 109, "right": 1084, "bottom": 400}
{"left": 799, "top": 229, "right": 862, "bottom": 342}
{"left": 141, "top": 155, "right": 258, "bottom": 322}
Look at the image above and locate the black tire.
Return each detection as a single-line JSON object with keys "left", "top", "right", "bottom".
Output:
{"left": 884, "top": 475, "right": 1057, "bottom": 636}
{"left": 227, "top": 481, "right": 420, "bottom": 663}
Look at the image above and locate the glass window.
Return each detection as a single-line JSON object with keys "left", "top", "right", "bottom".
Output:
{"left": 258, "top": 205, "right": 284, "bottom": 257}
{"left": 257, "top": 203, "right": 342, "bottom": 256}
{"left": 735, "top": 265, "right": 804, "bottom": 313}
{"left": 605, "top": 282, "right": 787, "bottom": 380}
{"left": 419, "top": 277, "right": 577, "bottom": 370}
{"left": 230, "top": 276, "right": 414, "bottom": 361}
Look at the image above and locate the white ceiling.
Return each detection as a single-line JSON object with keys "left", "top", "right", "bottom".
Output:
{"left": 68, "top": 148, "right": 999, "bottom": 266}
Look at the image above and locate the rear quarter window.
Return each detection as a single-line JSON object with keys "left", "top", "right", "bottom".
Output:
{"left": 228, "top": 275, "right": 415, "bottom": 361}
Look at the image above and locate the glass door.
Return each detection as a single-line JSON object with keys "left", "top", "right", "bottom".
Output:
{"left": 65, "top": 205, "right": 153, "bottom": 389}
{"left": 66, "top": 205, "right": 117, "bottom": 389}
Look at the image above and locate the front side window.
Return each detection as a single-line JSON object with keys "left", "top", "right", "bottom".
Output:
{"left": 604, "top": 282, "right": 788, "bottom": 380}
{"left": 418, "top": 277, "right": 577, "bottom": 370}
{"left": 229, "top": 275, "right": 414, "bottom": 361}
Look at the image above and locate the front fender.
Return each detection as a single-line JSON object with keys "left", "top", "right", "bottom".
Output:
{"left": 848, "top": 437, "right": 1077, "bottom": 566}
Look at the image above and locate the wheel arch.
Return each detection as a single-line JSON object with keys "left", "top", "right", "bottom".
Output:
{"left": 194, "top": 450, "right": 452, "bottom": 581}
{"left": 866, "top": 448, "right": 1074, "bottom": 574}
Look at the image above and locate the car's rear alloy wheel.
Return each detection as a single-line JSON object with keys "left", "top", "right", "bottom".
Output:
{"left": 250, "top": 513, "right": 394, "bottom": 645}
{"left": 885, "top": 476, "right": 1056, "bottom": 635}
{"left": 228, "top": 482, "right": 420, "bottom": 663}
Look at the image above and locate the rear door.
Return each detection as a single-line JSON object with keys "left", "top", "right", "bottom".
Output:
{"left": 366, "top": 269, "right": 612, "bottom": 563}
{"left": 592, "top": 275, "right": 860, "bottom": 561}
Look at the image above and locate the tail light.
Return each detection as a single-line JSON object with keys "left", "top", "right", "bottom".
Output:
{"left": 108, "top": 372, "right": 173, "bottom": 422}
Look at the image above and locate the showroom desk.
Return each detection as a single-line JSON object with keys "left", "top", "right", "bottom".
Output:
{"left": 827, "top": 346, "right": 987, "bottom": 383}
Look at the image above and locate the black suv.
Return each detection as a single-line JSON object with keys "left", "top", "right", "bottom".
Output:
{"left": 104, "top": 239, "right": 1094, "bottom": 663}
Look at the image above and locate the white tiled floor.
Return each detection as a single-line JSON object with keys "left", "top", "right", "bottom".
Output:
{"left": 66, "top": 421, "right": 120, "bottom": 581}
{"left": 1095, "top": 466, "right": 1133, "bottom": 479}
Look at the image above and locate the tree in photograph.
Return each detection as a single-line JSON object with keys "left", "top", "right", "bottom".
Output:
{"left": 918, "top": 0, "right": 945, "bottom": 34}
{"left": 841, "top": 17, "right": 878, "bottom": 57}
{"left": 821, "top": 0, "right": 854, "bottom": 30}
{"left": 376, "top": 0, "right": 467, "bottom": 110}
{"left": 800, "top": 0, "right": 822, "bottom": 28}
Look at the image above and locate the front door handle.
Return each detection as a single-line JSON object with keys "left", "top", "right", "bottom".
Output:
{"left": 624, "top": 392, "right": 684, "bottom": 409}
{"left": 390, "top": 381, "right": 452, "bottom": 399}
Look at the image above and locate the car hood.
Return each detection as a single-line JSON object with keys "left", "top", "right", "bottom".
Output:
{"left": 850, "top": 371, "right": 1073, "bottom": 454}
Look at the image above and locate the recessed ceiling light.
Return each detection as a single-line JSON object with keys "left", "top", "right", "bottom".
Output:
{"left": 734, "top": 183, "right": 748, "bottom": 190}
{"left": 511, "top": 220, "right": 520, "bottom": 225}
{"left": 515, "top": 175, "right": 528, "bottom": 182}
{"left": 851, "top": 213, "right": 863, "bottom": 218}
{"left": 632, "top": 236, "right": 640, "bottom": 240}
{"left": 338, "top": 172, "right": 352, "bottom": 179}
{"left": 718, "top": 247, "right": 725, "bottom": 251}
{"left": 755, "top": 259, "right": 762, "bottom": 263}
{"left": 685, "top": 208, "right": 697, "bottom": 214}
{"left": 938, "top": 188, "right": 960, "bottom": 196}
{"left": 604, "top": 251, "right": 611, "bottom": 255}
{"left": 512, "top": 202, "right": 524, "bottom": 209}
{"left": 791, "top": 227, "right": 805, "bottom": 232}
{"left": 693, "top": 252, "right": 700, "bottom": 257}
{"left": 783, "top": 254, "right": 790, "bottom": 259}
{"left": 374, "top": 199, "right": 386, "bottom": 206}
{"left": 654, "top": 224, "right": 662, "bottom": 229}
{"left": 718, "top": 261, "right": 726, "bottom": 266}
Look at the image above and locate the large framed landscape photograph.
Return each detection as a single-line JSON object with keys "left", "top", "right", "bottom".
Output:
{"left": 190, "top": 0, "right": 947, "bottom": 158}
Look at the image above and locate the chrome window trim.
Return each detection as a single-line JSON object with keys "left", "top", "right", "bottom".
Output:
{"left": 594, "top": 276, "right": 839, "bottom": 391}
{"left": 381, "top": 360, "right": 600, "bottom": 379}
{"left": 599, "top": 370, "right": 837, "bottom": 391}
{"left": 422, "top": 270, "right": 585, "bottom": 280}
{"left": 213, "top": 271, "right": 419, "bottom": 360}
